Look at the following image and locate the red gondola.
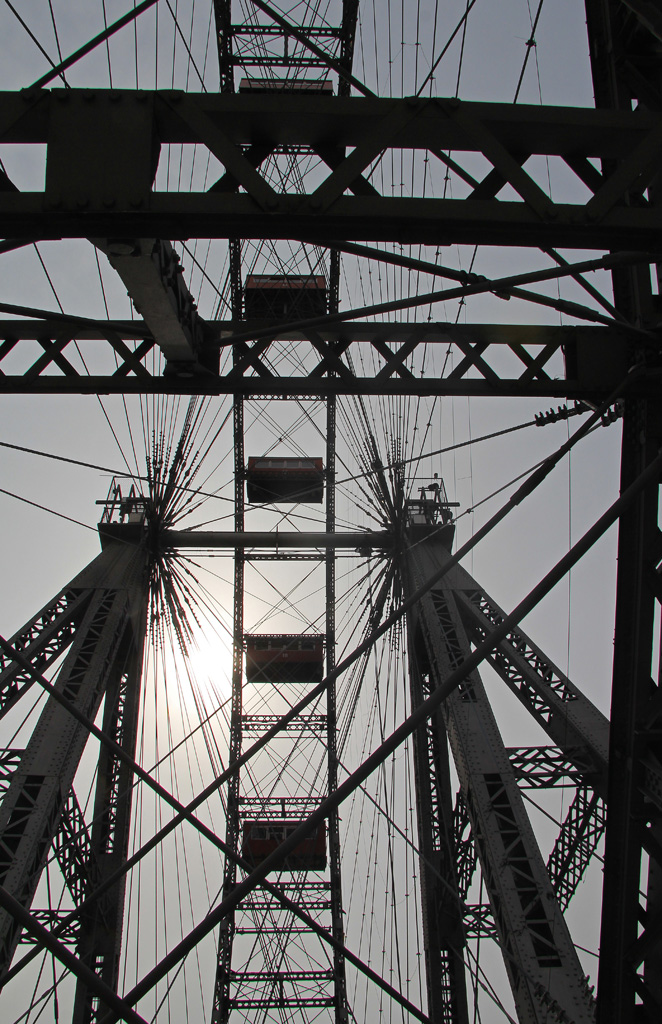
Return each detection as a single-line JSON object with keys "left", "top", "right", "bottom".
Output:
{"left": 245, "top": 634, "right": 324, "bottom": 684}
{"left": 244, "top": 273, "right": 327, "bottom": 320}
{"left": 239, "top": 77, "right": 333, "bottom": 94}
{"left": 246, "top": 456, "right": 324, "bottom": 504}
{"left": 242, "top": 820, "right": 327, "bottom": 871}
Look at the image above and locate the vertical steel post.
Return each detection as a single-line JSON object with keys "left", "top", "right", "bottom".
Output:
{"left": 71, "top": 607, "right": 148, "bottom": 1024}
{"left": 211, "top": 397, "right": 245, "bottom": 1024}
{"left": 404, "top": 604, "right": 470, "bottom": 1024}
{"left": 325, "top": 394, "right": 348, "bottom": 1024}
{"left": 584, "top": 5, "right": 662, "bottom": 1018}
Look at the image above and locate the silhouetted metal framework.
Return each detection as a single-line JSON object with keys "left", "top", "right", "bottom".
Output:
{"left": 403, "top": 524, "right": 602, "bottom": 1023}
{"left": 209, "top": 5, "right": 356, "bottom": 1019}
{"left": 584, "top": 4, "right": 662, "bottom": 1021}
{"left": 0, "top": 319, "right": 641, "bottom": 398}
{"left": 0, "top": 544, "right": 149, "bottom": 1024}
{"left": 2, "top": 93, "right": 662, "bottom": 247}
{"left": 0, "top": 3, "right": 661, "bottom": 1023}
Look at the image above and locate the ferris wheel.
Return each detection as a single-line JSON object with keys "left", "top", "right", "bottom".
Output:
{"left": 0, "top": 3, "right": 660, "bottom": 1024}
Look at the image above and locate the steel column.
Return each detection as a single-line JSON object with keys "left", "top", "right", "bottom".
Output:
{"left": 584, "top": 3, "right": 662, "bottom": 1018}
{"left": 211, "top": 394, "right": 244, "bottom": 1024}
{"left": 404, "top": 610, "right": 470, "bottom": 1023}
{"left": 325, "top": 394, "right": 349, "bottom": 1024}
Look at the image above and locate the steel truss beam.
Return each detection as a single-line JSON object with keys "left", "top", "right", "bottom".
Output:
{"left": 0, "top": 542, "right": 148, "bottom": 1019}
{"left": 0, "top": 318, "right": 638, "bottom": 398}
{"left": 72, "top": 625, "right": 146, "bottom": 1024}
{"left": 52, "top": 787, "right": 100, "bottom": 910}
{"left": 23, "top": 787, "right": 109, "bottom": 953}
{"left": 2, "top": 91, "right": 662, "bottom": 248}
{"left": 455, "top": 749, "right": 606, "bottom": 925}
{"left": 451, "top": 566, "right": 610, "bottom": 798}
{"left": 0, "top": 587, "right": 90, "bottom": 719}
{"left": 0, "top": 751, "right": 22, "bottom": 798}
{"left": 548, "top": 786, "right": 606, "bottom": 912}
{"left": 453, "top": 792, "right": 477, "bottom": 901}
{"left": 18, "top": 909, "right": 80, "bottom": 946}
{"left": 507, "top": 746, "right": 598, "bottom": 788}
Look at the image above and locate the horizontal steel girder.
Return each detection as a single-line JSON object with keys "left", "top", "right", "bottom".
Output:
{"left": 0, "top": 319, "right": 639, "bottom": 398}
{"left": 99, "top": 525, "right": 392, "bottom": 549}
{"left": 2, "top": 90, "right": 662, "bottom": 247}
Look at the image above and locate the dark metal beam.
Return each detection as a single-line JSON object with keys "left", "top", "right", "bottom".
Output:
{"left": 0, "top": 317, "right": 628, "bottom": 345}
{"left": 52, "top": 789, "right": 99, "bottom": 910}
{"left": 0, "top": 587, "right": 89, "bottom": 720}
{"left": 0, "top": 318, "right": 639, "bottom": 398}
{"left": 598, "top": 402, "right": 662, "bottom": 1021}
{"left": 5, "top": 192, "right": 662, "bottom": 249}
{"left": 93, "top": 239, "right": 211, "bottom": 370}
{"left": 507, "top": 746, "right": 597, "bottom": 788}
{"left": 3, "top": 92, "right": 662, "bottom": 248}
{"left": 404, "top": 549, "right": 590, "bottom": 1022}
{"left": 1, "top": 91, "right": 654, "bottom": 153}
{"left": 100, "top": 527, "right": 392, "bottom": 549}
{"left": 72, "top": 639, "right": 146, "bottom": 1024}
